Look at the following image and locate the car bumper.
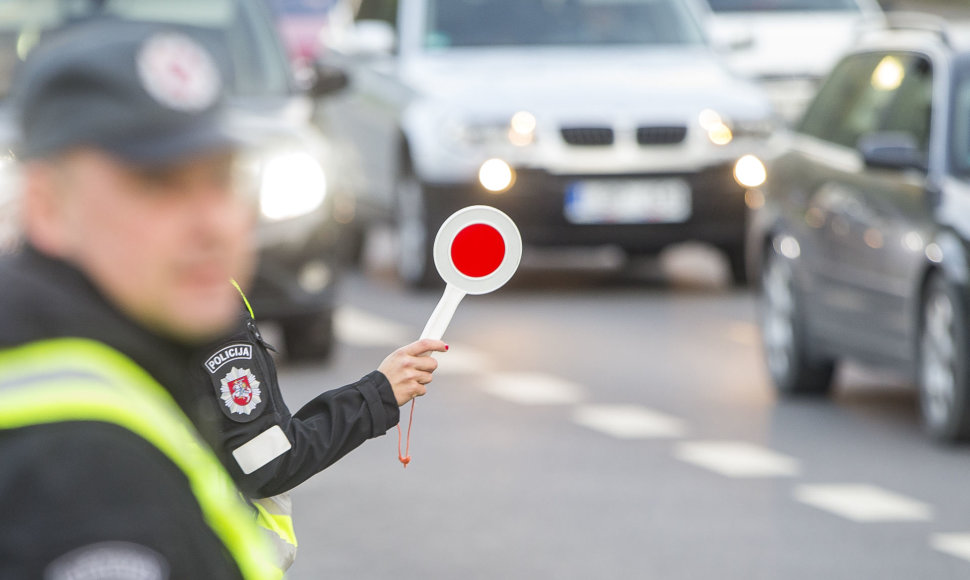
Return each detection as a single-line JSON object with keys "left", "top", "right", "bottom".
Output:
{"left": 248, "top": 213, "right": 340, "bottom": 321}
{"left": 424, "top": 162, "right": 748, "bottom": 253}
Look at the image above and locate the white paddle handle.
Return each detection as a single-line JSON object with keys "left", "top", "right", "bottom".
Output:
{"left": 421, "top": 283, "right": 466, "bottom": 340}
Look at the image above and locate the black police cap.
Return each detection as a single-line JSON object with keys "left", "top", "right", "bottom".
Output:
{"left": 13, "top": 18, "right": 238, "bottom": 166}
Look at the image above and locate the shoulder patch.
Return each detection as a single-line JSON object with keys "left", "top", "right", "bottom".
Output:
{"left": 204, "top": 343, "right": 253, "bottom": 375}
{"left": 203, "top": 341, "right": 265, "bottom": 423}
{"left": 216, "top": 366, "right": 263, "bottom": 421}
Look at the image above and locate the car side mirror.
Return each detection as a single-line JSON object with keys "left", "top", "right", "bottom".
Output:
{"left": 308, "top": 62, "right": 349, "bottom": 98}
{"left": 858, "top": 132, "right": 927, "bottom": 172}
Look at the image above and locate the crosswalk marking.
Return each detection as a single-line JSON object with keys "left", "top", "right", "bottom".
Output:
{"left": 674, "top": 441, "right": 800, "bottom": 477}
{"left": 793, "top": 484, "right": 932, "bottom": 522}
{"left": 931, "top": 534, "right": 970, "bottom": 563}
{"left": 573, "top": 404, "right": 687, "bottom": 439}
{"left": 335, "top": 307, "right": 411, "bottom": 347}
{"left": 480, "top": 373, "right": 585, "bottom": 405}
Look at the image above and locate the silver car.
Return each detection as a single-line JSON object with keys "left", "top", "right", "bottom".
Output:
{"left": 320, "top": 0, "right": 776, "bottom": 287}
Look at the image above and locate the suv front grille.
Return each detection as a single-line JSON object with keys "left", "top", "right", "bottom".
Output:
{"left": 561, "top": 127, "right": 614, "bottom": 146}
{"left": 637, "top": 125, "right": 687, "bottom": 145}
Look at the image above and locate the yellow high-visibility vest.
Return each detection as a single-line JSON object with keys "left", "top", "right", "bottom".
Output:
{"left": 0, "top": 338, "right": 280, "bottom": 580}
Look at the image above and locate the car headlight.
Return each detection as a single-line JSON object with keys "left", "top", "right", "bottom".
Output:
{"left": 699, "top": 109, "right": 733, "bottom": 145}
{"left": 445, "top": 111, "right": 538, "bottom": 149}
{"left": 699, "top": 109, "right": 775, "bottom": 145}
{"left": 734, "top": 154, "right": 767, "bottom": 188}
{"left": 259, "top": 151, "right": 327, "bottom": 221}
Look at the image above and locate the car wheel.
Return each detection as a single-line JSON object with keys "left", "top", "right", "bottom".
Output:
{"left": 917, "top": 273, "right": 970, "bottom": 441}
{"left": 760, "top": 248, "right": 835, "bottom": 395}
{"left": 394, "top": 170, "right": 439, "bottom": 289}
{"left": 282, "top": 311, "right": 335, "bottom": 362}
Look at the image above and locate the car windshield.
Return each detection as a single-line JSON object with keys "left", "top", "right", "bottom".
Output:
{"left": 423, "top": 0, "right": 706, "bottom": 49}
{"left": 0, "top": 0, "right": 291, "bottom": 99}
{"left": 705, "top": 0, "right": 861, "bottom": 12}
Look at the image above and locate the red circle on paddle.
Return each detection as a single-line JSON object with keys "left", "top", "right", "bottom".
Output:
{"left": 450, "top": 223, "right": 505, "bottom": 278}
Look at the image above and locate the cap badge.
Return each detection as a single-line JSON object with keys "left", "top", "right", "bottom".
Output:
{"left": 137, "top": 32, "right": 221, "bottom": 112}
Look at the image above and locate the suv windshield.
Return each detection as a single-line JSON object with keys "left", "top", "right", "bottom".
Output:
{"left": 0, "top": 0, "right": 291, "bottom": 98}
{"left": 424, "top": 0, "right": 705, "bottom": 49}
{"left": 706, "top": 0, "right": 861, "bottom": 12}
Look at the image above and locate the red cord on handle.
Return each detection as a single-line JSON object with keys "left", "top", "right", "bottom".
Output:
{"left": 397, "top": 399, "right": 416, "bottom": 468}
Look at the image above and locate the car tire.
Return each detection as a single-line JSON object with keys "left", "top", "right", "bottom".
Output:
{"left": 760, "top": 247, "right": 835, "bottom": 395}
{"left": 917, "top": 273, "right": 970, "bottom": 442}
{"left": 394, "top": 169, "right": 440, "bottom": 290}
{"left": 282, "top": 311, "right": 335, "bottom": 362}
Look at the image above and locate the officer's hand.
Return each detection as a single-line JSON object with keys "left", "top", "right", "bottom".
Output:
{"left": 378, "top": 339, "right": 448, "bottom": 406}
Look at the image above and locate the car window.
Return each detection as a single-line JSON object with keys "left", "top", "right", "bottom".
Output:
{"left": 880, "top": 56, "right": 932, "bottom": 153}
{"left": 799, "top": 52, "right": 933, "bottom": 155}
{"left": 951, "top": 62, "right": 970, "bottom": 176}
{"left": 357, "top": 0, "right": 398, "bottom": 26}
{"left": 0, "top": 0, "right": 291, "bottom": 99}
{"left": 705, "top": 0, "right": 861, "bottom": 12}
{"left": 423, "top": 0, "right": 705, "bottom": 49}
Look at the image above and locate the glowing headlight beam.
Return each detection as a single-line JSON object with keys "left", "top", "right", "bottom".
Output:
{"left": 509, "top": 111, "right": 536, "bottom": 146}
{"left": 259, "top": 151, "right": 327, "bottom": 221}
{"left": 699, "top": 108, "right": 733, "bottom": 146}
{"left": 479, "top": 159, "right": 515, "bottom": 193}
{"left": 734, "top": 154, "right": 767, "bottom": 188}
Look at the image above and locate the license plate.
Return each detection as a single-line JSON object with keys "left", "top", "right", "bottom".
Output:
{"left": 564, "top": 178, "right": 692, "bottom": 224}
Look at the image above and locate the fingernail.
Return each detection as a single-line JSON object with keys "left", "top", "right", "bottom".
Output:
{"left": 445, "top": 344, "right": 450, "bottom": 351}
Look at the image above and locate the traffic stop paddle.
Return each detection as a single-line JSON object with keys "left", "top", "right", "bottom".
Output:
{"left": 398, "top": 205, "right": 522, "bottom": 467}
{"left": 421, "top": 205, "right": 522, "bottom": 340}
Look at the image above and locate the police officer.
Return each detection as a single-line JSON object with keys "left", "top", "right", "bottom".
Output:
{"left": 0, "top": 17, "right": 447, "bottom": 579}
{"left": 194, "top": 281, "right": 449, "bottom": 568}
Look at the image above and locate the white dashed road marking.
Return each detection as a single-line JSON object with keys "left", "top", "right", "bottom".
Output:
{"left": 674, "top": 441, "right": 800, "bottom": 477}
{"left": 931, "top": 534, "right": 970, "bottom": 563}
{"left": 335, "top": 307, "right": 410, "bottom": 347}
{"left": 432, "top": 344, "right": 491, "bottom": 375}
{"left": 481, "top": 373, "right": 585, "bottom": 405}
{"left": 793, "top": 484, "right": 932, "bottom": 522}
{"left": 573, "top": 404, "right": 687, "bottom": 439}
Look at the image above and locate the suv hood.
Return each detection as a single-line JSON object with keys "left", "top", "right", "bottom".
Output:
{"left": 404, "top": 47, "right": 772, "bottom": 121}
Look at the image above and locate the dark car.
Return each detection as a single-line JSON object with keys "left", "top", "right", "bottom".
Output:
{"left": 746, "top": 15, "right": 970, "bottom": 441}
{"left": 0, "top": 0, "right": 355, "bottom": 360}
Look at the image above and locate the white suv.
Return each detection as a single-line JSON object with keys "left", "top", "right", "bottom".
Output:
{"left": 698, "top": 0, "right": 885, "bottom": 123}
{"left": 321, "top": 0, "right": 776, "bottom": 287}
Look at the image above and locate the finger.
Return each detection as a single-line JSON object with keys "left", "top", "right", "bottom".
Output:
{"left": 411, "top": 356, "right": 439, "bottom": 373}
{"left": 405, "top": 339, "right": 449, "bottom": 356}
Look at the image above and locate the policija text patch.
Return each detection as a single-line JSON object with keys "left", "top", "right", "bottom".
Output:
{"left": 203, "top": 343, "right": 265, "bottom": 422}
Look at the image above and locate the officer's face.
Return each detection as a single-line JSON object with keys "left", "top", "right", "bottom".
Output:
{"left": 25, "top": 148, "right": 256, "bottom": 343}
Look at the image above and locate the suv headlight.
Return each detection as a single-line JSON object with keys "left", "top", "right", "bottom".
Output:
{"left": 699, "top": 109, "right": 775, "bottom": 145}
{"left": 258, "top": 151, "right": 327, "bottom": 221}
{"left": 444, "top": 111, "right": 538, "bottom": 149}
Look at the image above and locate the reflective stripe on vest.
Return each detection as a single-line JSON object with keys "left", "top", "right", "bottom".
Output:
{"left": 0, "top": 338, "right": 280, "bottom": 580}
{"left": 253, "top": 493, "right": 298, "bottom": 571}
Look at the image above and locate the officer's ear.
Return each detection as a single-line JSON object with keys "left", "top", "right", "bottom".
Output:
{"left": 21, "top": 158, "right": 74, "bottom": 258}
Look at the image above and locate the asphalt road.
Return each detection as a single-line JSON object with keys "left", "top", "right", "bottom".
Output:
{"left": 279, "top": 242, "right": 970, "bottom": 579}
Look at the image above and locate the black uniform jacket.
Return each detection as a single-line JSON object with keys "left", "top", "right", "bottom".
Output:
{"left": 0, "top": 246, "right": 399, "bottom": 577}
{"left": 192, "top": 305, "right": 400, "bottom": 498}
